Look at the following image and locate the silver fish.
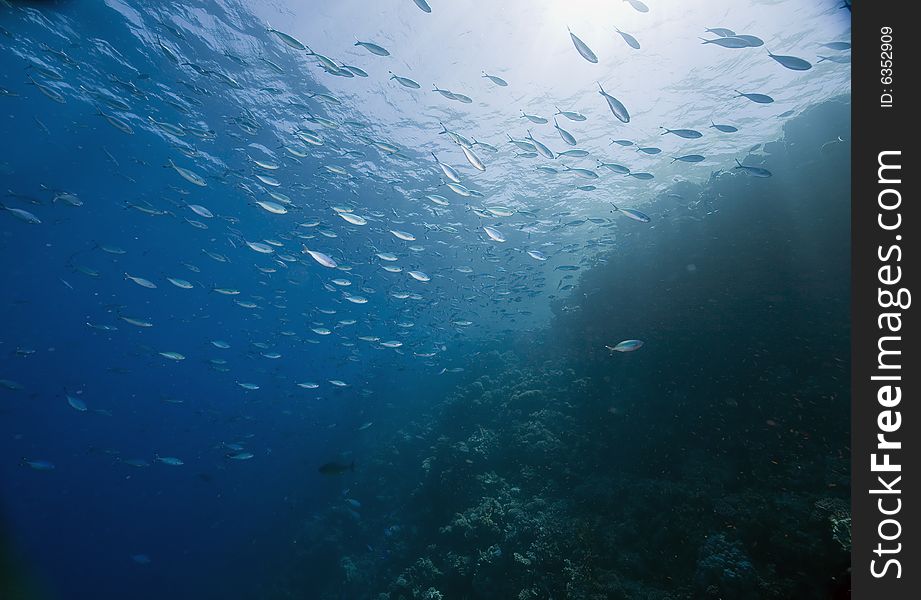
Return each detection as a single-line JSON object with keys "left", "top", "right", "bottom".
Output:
{"left": 568, "top": 28, "right": 598, "bottom": 63}
{"left": 597, "top": 82, "right": 629, "bottom": 123}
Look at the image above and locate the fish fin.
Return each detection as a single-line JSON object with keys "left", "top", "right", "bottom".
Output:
{"left": 734, "top": 159, "right": 743, "bottom": 167}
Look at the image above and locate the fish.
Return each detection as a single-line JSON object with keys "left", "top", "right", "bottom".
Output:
{"left": 607, "top": 339, "right": 645, "bottom": 352}
{"left": 268, "top": 27, "right": 306, "bottom": 51}
{"left": 461, "top": 145, "right": 486, "bottom": 171}
{"left": 597, "top": 82, "right": 629, "bottom": 123}
{"left": 624, "top": 0, "right": 649, "bottom": 12}
{"left": 553, "top": 118, "right": 577, "bottom": 146}
{"left": 159, "top": 352, "right": 186, "bottom": 361}
{"left": 391, "top": 230, "right": 416, "bottom": 241}
{"left": 255, "top": 200, "right": 288, "bottom": 215}
{"left": 525, "top": 130, "right": 555, "bottom": 159}
{"left": 733, "top": 159, "right": 772, "bottom": 178}
{"left": 67, "top": 395, "right": 87, "bottom": 412}
{"left": 125, "top": 274, "right": 157, "bottom": 289}
{"left": 338, "top": 212, "right": 367, "bottom": 225}
{"left": 431, "top": 152, "right": 461, "bottom": 183}
{"left": 672, "top": 154, "right": 705, "bottom": 163}
{"left": 120, "top": 316, "right": 153, "bottom": 327}
{"left": 21, "top": 459, "right": 55, "bottom": 471}
{"left": 563, "top": 166, "right": 599, "bottom": 180}
{"left": 303, "top": 247, "right": 338, "bottom": 268}
{"left": 820, "top": 41, "right": 851, "bottom": 51}
{"left": 355, "top": 40, "right": 390, "bottom": 56}
{"left": 555, "top": 107, "right": 587, "bottom": 122}
{"left": 482, "top": 72, "right": 508, "bottom": 86}
{"left": 597, "top": 161, "right": 630, "bottom": 175}
{"left": 767, "top": 50, "right": 812, "bottom": 71}
{"left": 699, "top": 36, "right": 752, "bottom": 49}
{"left": 710, "top": 121, "right": 738, "bottom": 133}
{"left": 735, "top": 90, "right": 774, "bottom": 104}
{"left": 167, "top": 159, "right": 207, "bottom": 186}
{"left": 517, "top": 112, "right": 549, "bottom": 128}
{"left": 245, "top": 241, "right": 273, "bottom": 254}
{"left": 155, "top": 455, "right": 184, "bottom": 466}
{"left": 97, "top": 109, "right": 134, "bottom": 134}
{"left": 472, "top": 138, "right": 498, "bottom": 152}
{"left": 483, "top": 226, "right": 506, "bottom": 242}
{"left": 507, "top": 134, "right": 537, "bottom": 153}
{"left": 318, "top": 460, "right": 354, "bottom": 475}
{"left": 188, "top": 204, "right": 213, "bottom": 218}
{"left": 613, "top": 26, "right": 640, "bottom": 50}
{"left": 226, "top": 452, "right": 255, "bottom": 460}
{"left": 1, "top": 204, "right": 41, "bottom": 224}
{"left": 342, "top": 65, "right": 369, "bottom": 77}
{"left": 611, "top": 204, "right": 651, "bottom": 223}
{"left": 412, "top": 0, "right": 431, "bottom": 13}
{"left": 389, "top": 72, "right": 421, "bottom": 89}
{"left": 568, "top": 28, "right": 598, "bottom": 63}
{"left": 27, "top": 76, "right": 65, "bottom": 103}
{"left": 527, "top": 250, "right": 547, "bottom": 261}
{"left": 661, "top": 127, "right": 702, "bottom": 139}
{"left": 705, "top": 28, "right": 736, "bottom": 37}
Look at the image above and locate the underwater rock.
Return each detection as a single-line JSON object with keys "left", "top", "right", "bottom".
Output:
{"left": 694, "top": 534, "right": 758, "bottom": 599}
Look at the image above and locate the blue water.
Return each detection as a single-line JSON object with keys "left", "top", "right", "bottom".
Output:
{"left": 1, "top": 1, "right": 850, "bottom": 598}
